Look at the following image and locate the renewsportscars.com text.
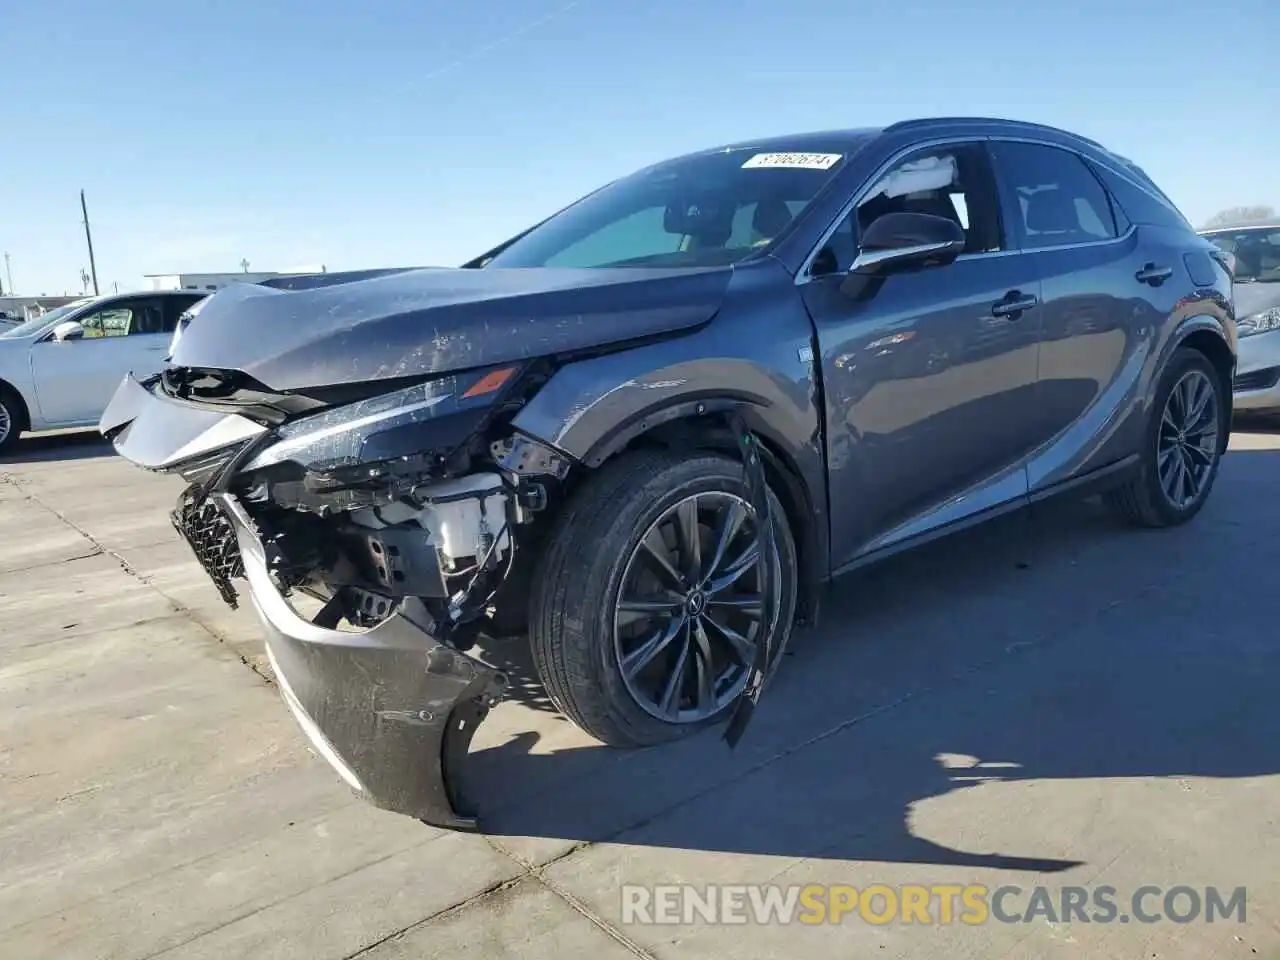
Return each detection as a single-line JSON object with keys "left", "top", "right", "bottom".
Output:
{"left": 621, "top": 884, "right": 1247, "bottom": 926}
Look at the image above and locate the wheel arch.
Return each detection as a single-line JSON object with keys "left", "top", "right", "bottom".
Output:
{"left": 0, "top": 377, "right": 31, "bottom": 434}
{"left": 508, "top": 338, "right": 830, "bottom": 627}
{"left": 1172, "top": 320, "right": 1235, "bottom": 449}
{"left": 576, "top": 400, "right": 826, "bottom": 628}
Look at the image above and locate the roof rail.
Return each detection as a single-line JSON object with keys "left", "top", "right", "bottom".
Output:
{"left": 882, "top": 117, "right": 1108, "bottom": 152}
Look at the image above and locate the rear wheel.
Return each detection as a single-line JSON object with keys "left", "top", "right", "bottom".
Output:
{"left": 529, "top": 449, "right": 797, "bottom": 748}
{"left": 1104, "top": 347, "right": 1225, "bottom": 527}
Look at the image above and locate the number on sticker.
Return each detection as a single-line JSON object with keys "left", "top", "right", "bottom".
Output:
{"left": 742, "top": 152, "right": 842, "bottom": 170}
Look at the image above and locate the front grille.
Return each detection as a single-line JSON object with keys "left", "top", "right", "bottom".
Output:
{"left": 1233, "top": 366, "right": 1280, "bottom": 392}
{"left": 172, "top": 487, "right": 244, "bottom": 608}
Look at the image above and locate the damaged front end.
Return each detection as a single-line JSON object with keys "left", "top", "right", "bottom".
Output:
{"left": 101, "top": 360, "right": 571, "bottom": 829}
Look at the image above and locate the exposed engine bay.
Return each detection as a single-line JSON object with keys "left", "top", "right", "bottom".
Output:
{"left": 158, "top": 361, "right": 574, "bottom": 650}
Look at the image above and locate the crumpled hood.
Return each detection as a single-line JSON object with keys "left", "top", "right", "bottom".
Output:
{"left": 169, "top": 265, "right": 732, "bottom": 391}
{"left": 1234, "top": 282, "right": 1280, "bottom": 321}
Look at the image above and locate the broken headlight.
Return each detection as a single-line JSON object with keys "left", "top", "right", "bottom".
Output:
{"left": 240, "top": 365, "right": 522, "bottom": 510}
{"left": 1238, "top": 307, "right": 1280, "bottom": 339}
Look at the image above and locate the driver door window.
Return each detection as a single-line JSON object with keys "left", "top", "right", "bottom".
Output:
{"left": 81, "top": 306, "right": 133, "bottom": 338}
{"left": 75, "top": 300, "right": 167, "bottom": 338}
{"left": 811, "top": 143, "right": 1005, "bottom": 276}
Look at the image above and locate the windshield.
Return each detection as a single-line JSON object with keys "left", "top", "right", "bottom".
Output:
{"left": 1203, "top": 227, "right": 1280, "bottom": 282}
{"left": 0, "top": 298, "right": 96, "bottom": 339}
{"left": 483, "top": 148, "right": 851, "bottom": 269}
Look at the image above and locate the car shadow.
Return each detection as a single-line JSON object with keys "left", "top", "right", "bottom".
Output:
{"left": 476, "top": 630, "right": 560, "bottom": 714}
{"left": 5, "top": 430, "right": 112, "bottom": 464}
{"left": 463, "top": 444, "right": 1280, "bottom": 873}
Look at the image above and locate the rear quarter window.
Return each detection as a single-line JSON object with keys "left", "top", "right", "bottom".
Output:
{"left": 1089, "top": 161, "right": 1191, "bottom": 232}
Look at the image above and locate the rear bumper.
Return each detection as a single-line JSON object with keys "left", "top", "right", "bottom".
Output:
{"left": 214, "top": 493, "right": 507, "bottom": 829}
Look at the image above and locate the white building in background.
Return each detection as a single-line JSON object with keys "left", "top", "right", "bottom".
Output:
{"left": 145, "top": 267, "right": 325, "bottom": 292}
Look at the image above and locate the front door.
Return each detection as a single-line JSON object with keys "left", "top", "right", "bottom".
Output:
{"left": 799, "top": 141, "right": 1046, "bottom": 569}
{"left": 29, "top": 297, "right": 174, "bottom": 425}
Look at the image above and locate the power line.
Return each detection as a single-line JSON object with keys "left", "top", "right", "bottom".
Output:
{"left": 377, "top": 0, "right": 588, "bottom": 102}
{"left": 81, "top": 190, "right": 100, "bottom": 296}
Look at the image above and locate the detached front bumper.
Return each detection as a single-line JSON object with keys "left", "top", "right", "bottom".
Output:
{"left": 103, "top": 373, "right": 507, "bottom": 830}
{"left": 213, "top": 494, "right": 507, "bottom": 829}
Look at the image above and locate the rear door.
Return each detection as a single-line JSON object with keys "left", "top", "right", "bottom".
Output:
{"left": 800, "top": 141, "right": 1046, "bottom": 567}
{"left": 989, "top": 140, "right": 1174, "bottom": 489}
{"left": 29, "top": 296, "right": 177, "bottom": 424}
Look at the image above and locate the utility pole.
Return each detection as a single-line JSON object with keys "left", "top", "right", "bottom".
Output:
{"left": 80, "top": 189, "right": 100, "bottom": 295}
{"left": 3, "top": 252, "right": 12, "bottom": 295}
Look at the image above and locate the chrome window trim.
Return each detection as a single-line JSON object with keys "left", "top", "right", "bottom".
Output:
{"left": 795, "top": 131, "right": 1156, "bottom": 286}
{"left": 951, "top": 223, "right": 1138, "bottom": 262}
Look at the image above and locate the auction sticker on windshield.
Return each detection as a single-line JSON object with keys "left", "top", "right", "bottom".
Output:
{"left": 742, "top": 152, "right": 842, "bottom": 170}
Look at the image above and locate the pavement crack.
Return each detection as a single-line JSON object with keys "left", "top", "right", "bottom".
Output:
{"left": 1, "top": 476, "right": 275, "bottom": 686}
{"left": 140, "top": 833, "right": 448, "bottom": 960}
{"left": 529, "top": 870, "right": 661, "bottom": 960}
{"left": 0, "top": 547, "right": 104, "bottom": 574}
{"left": 341, "top": 873, "right": 530, "bottom": 959}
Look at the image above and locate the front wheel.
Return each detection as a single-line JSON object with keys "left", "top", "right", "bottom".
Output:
{"left": 0, "top": 388, "right": 21, "bottom": 455}
{"left": 529, "top": 449, "right": 798, "bottom": 748}
{"left": 1104, "top": 347, "right": 1226, "bottom": 527}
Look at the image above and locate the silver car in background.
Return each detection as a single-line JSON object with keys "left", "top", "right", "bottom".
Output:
{"left": 1201, "top": 224, "right": 1280, "bottom": 414}
{"left": 0, "top": 290, "right": 206, "bottom": 452}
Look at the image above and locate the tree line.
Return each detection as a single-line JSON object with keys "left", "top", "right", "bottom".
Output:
{"left": 1201, "top": 205, "right": 1276, "bottom": 229}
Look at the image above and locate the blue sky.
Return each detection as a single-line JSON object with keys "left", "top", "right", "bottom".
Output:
{"left": 2, "top": 0, "right": 1275, "bottom": 295}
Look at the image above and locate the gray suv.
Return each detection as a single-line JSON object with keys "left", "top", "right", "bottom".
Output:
{"left": 101, "top": 117, "right": 1235, "bottom": 829}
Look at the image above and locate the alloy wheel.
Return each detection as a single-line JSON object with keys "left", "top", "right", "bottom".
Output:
{"left": 613, "top": 492, "right": 775, "bottom": 724}
{"left": 0, "top": 400, "right": 11, "bottom": 448}
{"left": 1157, "top": 369, "right": 1219, "bottom": 509}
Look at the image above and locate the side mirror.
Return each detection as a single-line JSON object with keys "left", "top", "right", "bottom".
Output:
{"left": 51, "top": 320, "right": 85, "bottom": 342}
{"left": 850, "top": 211, "right": 966, "bottom": 276}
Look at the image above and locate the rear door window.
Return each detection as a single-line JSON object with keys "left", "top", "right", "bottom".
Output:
{"left": 162, "top": 294, "right": 205, "bottom": 333}
{"left": 992, "top": 141, "right": 1119, "bottom": 249}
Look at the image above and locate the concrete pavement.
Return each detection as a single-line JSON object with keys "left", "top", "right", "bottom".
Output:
{"left": 1, "top": 427, "right": 1278, "bottom": 959}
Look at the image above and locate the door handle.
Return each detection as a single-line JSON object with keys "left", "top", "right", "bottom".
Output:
{"left": 990, "top": 291, "right": 1038, "bottom": 319}
{"left": 1135, "top": 262, "right": 1172, "bottom": 286}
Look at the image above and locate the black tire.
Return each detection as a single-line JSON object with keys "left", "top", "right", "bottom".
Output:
{"left": 528, "top": 448, "right": 798, "bottom": 748}
{"left": 1104, "top": 347, "right": 1226, "bottom": 527}
{"left": 0, "top": 387, "right": 22, "bottom": 456}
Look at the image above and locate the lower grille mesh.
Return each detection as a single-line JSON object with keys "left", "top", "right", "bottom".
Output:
{"left": 172, "top": 487, "right": 244, "bottom": 608}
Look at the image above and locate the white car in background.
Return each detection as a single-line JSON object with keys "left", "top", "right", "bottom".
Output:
{"left": 0, "top": 290, "right": 207, "bottom": 452}
{"left": 1200, "top": 224, "right": 1280, "bottom": 414}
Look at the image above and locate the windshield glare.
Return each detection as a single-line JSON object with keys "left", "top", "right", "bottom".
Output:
{"left": 1204, "top": 227, "right": 1280, "bottom": 282}
{"left": 483, "top": 148, "right": 850, "bottom": 269}
{"left": 0, "top": 299, "right": 94, "bottom": 339}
